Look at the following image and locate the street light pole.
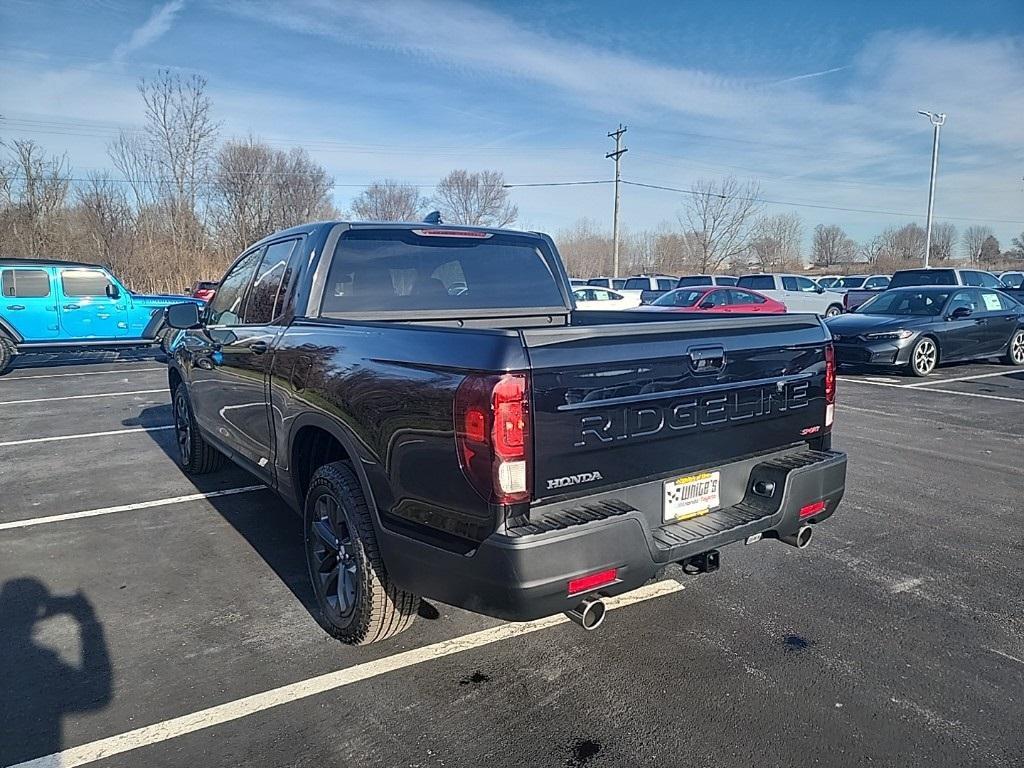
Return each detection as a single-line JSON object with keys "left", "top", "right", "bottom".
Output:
{"left": 918, "top": 110, "right": 946, "bottom": 269}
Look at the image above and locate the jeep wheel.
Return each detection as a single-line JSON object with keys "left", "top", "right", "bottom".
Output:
{"left": 172, "top": 384, "right": 226, "bottom": 474}
{"left": 304, "top": 461, "right": 418, "bottom": 645}
{"left": 0, "top": 334, "right": 14, "bottom": 375}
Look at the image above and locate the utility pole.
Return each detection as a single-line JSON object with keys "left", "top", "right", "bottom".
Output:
{"left": 918, "top": 110, "right": 946, "bottom": 269}
{"left": 606, "top": 124, "right": 628, "bottom": 278}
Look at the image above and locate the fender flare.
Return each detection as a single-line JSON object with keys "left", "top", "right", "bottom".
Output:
{"left": 284, "top": 410, "right": 381, "bottom": 521}
{"left": 0, "top": 315, "right": 24, "bottom": 344}
{"left": 141, "top": 308, "right": 165, "bottom": 340}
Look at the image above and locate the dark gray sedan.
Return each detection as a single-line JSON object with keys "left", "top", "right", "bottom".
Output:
{"left": 825, "top": 286, "right": 1024, "bottom": 376}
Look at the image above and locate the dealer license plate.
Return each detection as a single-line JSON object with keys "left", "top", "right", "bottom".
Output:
{"left": 663, "top": 471, "right": 720, "bottom": 522}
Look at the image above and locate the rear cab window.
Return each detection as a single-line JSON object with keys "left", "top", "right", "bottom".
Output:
{"left": 737, "top": 275, "right": 776, "bottom": 290}
{"left": 320, "top": 228, "right": 566, "bottom": 318}
{"left": 623, "top": 278, "right": 648, "bottom": 290}
{"left": 889, "top": 269, "right": 957, "bottom": 288}
{"left": 2, "top": 268, "right": 51, "bottom": 298}
{"left": 677, "top": 276, "right": 712, "bottom": 287}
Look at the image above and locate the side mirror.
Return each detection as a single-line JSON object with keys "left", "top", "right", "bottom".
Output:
{"left": 815, "top": 285, "right": 825, "bottom": 293}
{"left": 105, "top": 283, "right": 120, "bottom": 300}
{"left": 165, "top": 302, "right": 202, "bottom": 329}
{"left": 949, "top": 306, "right": 972, "bottom": 320}
{"left": 699, "top": 300, "right": 716, "bottom": 309}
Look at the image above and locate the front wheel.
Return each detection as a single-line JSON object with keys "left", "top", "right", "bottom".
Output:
{"left": 1004, "top": 329, "right": 1024, "bottom": 366}
{"left": 172, "top": 384, "right": 226, "bottom": 474}
{"left": 909, "top": 336, "right": 938, "bottom": 377}
{"left": 0, "top": 334, "right": 15, "bottom": 375}
{"left": 825, "top": 305, "right": 843, "bottom": 318}
{"left": 304, "top": 461, "right": 418, "bottom": 645}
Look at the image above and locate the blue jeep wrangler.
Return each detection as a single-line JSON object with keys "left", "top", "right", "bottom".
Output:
{"left": 0, "top": 258, "right": 201, "bottom": 374}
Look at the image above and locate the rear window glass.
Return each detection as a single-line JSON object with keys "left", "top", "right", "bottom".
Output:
{"left": 737, "top": 275, "right": 775, "bottom": 290}
{"left": 677, "top": 276, "right": 712, "bottom": 287}
{"left": 715, "top": 276, "right": 737, "bottom": 286}
{"left": 889, "top": 269, "right": 957, "bottom": 287}
{"left": 320, "top": 229, "right": 565, "bottom": 316}
{"left": 623, "top": 278, "right": 648, "bottom": 290}
{"left": 2, "top": 268, "right": 50, "bottom": 298}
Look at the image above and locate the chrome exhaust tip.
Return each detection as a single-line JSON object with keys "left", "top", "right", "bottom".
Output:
{"left": 565, "top": 596, "right": 607, "bottom": 630}
{"left": 779, "top": 525, "right": 814, "bottom": 549}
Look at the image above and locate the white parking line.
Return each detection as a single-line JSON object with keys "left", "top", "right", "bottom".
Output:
{"left": 0, "top": 389, "right": 166, "bottom": 406}
{"left": 839, "top": 377, "right": 1024, "bottom": 403}
{"left": 0, "top": 425, "right": 174, "bottom": 448}
{"left": 904, "top": 370, "right": 1019, "bottom": 388}
{"left": 0, "top": 486, "right": 266, "bottom": 531}
{"left": 8, "top": 579, "right": 684, "bottom": 768}
{"left": 0, "top": 367, "right": 164, "bottom": 382}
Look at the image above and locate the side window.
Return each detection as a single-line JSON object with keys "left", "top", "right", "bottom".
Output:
{"left": 864, "top": 277, "right": 889, "bottom": 290}
{"left": 702, "top": 290, "right": 726, "bottom": 307}
{"left": 728, "top": 289, "right": 761, "bottom": 305}
{"left": 208, "top": 249, "right": 265, "bottom": 326}
{"left": 2, "top": 268, "right": 51, "bottom": 298}
{"left": 962, "top": 271, "right": 984, "bottom": 287}
{"left": 737, "top": 275, "right": 775, "bottom": 291}
{"left": 244, "top": 240, "right": 299, "bottom": 324}
{"left": 593, "top": 289, "right": 612, "bottom": 301}
{"left": 795, "top": 276, "right": 819, "bottom": 292}
{"left": 61, "top": 269, "right": 114, "bottom": 297}
{"left": 657, "top": 278, "right": 675, "bottom": 290}
{"left": 781, "top": 277, "right": 799, "bottom": 291}
{"left": 976, "top": 272, "right": 1002, "bottom": 289}
{"left": 979, "top": 290, "right": 1012, "bottom": 312}
{"left": 948, "top": 289, "right": 979, "bottom": 314}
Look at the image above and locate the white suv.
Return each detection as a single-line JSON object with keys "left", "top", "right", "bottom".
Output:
{"left": 737, "top": 274, "right": 845, "bottom": 316}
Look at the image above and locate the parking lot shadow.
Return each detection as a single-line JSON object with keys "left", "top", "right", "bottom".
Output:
{"left": 131, "top": 406, "right": 320, "bottom": 617}
{"left": 0, "top": 579, "right": 112, "bottom": 765}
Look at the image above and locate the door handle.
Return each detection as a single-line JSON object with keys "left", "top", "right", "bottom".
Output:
{"left": 249, "top": 341, "right": 269, "bottom": 355}
{"left": 63, "top": 304, "right": 80, "bottom": 310}
{"left": 6, "top": 304, "right": 25, "bottom": 311}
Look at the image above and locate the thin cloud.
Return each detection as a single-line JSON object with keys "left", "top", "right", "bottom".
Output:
{"left": 112, "top": 0, "right": 186, "bottom": 62}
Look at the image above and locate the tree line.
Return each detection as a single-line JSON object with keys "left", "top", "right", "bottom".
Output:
{"left": 557, "top": 176, "right": 1024, "bottom": 279}
{"left": 1, "top": 71, "right": 1021, "bottom": 290}
{"left": 0, "top": 71, "right": 519, "bottom": 293}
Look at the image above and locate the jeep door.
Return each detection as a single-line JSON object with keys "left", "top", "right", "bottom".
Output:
{"left": 56, "top": 268, "right": 129, "bottom": 338}
{"left": 1, "top": 267, "right": 59, "bottom": 340}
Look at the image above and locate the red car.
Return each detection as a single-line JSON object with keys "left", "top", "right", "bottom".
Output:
{"left": 190, "top": 280, "right": 218, "bottom": 303}
{"left": 646, "top": 286, "right": 786, "bottom": 313}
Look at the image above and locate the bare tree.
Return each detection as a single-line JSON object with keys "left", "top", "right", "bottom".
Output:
{"left": 350, "top": 180, "right": 422, "bottom": 222}
{"left": 0, "top": 139, "right": 71, "bottom": 256}
{"left": 865, "top": 223, "right": 926, "bottom": 271}
{"left": 749, "top": 213, "right": 804, "bottom": 271}
{"left": 811, "top": 224, "right": 857, "bottom": 267}
{"left": 929, "top": 222, "right": 957, "bottom": 264}
{"left": 556, "top": 218, "right": 613, "bottom": 277}
{"left": 74, "top": 173, "right": 135, "bottom": 279}
{"left": 211, "top": 138, "right": 334, "bottom": 256}
{"left": 677, "top": 177, "right": 761, "bottom": 273}
{"left": 962, "top": 225, "right": 994, "bottom": 264}
{"left": 432, "top": 170, "right": 517, "bottom": 227}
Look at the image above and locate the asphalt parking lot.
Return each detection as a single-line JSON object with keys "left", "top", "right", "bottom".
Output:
{"left": 1, "top": 352, "right": 1022, "bottom": 768}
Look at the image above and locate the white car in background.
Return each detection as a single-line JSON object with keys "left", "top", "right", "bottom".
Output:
{"left": 737, "top": 273, "right": 846, "bottom": 316}
{"left": 572, "top": 286, "right": 642, "bottom": 310}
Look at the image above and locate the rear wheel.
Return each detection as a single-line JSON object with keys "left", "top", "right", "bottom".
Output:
{"left": 825, "top": 305, "right": 843, "bottom": 318}
{"left": 909, "top": 336, "right": 938, "bottom": 377}
{"left": 304, "top": 461, "right": 418, "bottom": 645}
{"left": 1004, "top": 329, "right": 1024, "bottom": 366}
{"left": 0, "top": 334, "right": 14, "bottom": 375}
{"left": 172, "top": 384, "right": 226, "bottom": 474}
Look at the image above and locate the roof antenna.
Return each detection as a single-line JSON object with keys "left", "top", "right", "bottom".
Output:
{"left": 423, "top": 211, "right": 443, "bottom": 225}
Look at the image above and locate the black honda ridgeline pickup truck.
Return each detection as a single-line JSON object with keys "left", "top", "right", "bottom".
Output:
{"left": 165, "top": 221, "right": 847, "bottom": 645}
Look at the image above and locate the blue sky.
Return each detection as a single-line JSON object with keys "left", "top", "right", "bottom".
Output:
{"left": 2, "top": 0, "right": 1023, "bottom": 251}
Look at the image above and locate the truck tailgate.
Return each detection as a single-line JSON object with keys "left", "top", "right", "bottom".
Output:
{"left": 523, "top": 313, "right": 831, "bottom": 500}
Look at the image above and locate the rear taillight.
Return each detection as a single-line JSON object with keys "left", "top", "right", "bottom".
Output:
{"left": 454, "top": 373, "right": 531, "bottom": 504}
{"left": 824, "top": 343, "right": 835, "bottom": 427}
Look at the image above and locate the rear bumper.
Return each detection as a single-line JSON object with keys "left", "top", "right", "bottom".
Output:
{"left": 380, "top": 447, "right": 847, "bottom": 621}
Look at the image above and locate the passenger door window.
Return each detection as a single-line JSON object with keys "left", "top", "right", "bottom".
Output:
{"left": 60, "top": 270, "right": 114, "bottom": 297}
{"left": 864, "top": 276, "right": 889, "bottom": 290}
{"left": 795, "top": 276, "right": 820, "bottom": 292}
{"left": 781, "top": 277, "right": 798, "bottom": 291}
{"left": 208, "top": 249, "right": 265, "bottom": 326}
{"left": 657, "top": 278, "right": 675, "bottom": 291}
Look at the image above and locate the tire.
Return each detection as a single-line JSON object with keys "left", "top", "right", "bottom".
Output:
{"left": 304, "top": 461, "right": 418, "bottom": 645}
{"left": 1004, "top": 329, "right": 1024, "bottom": 366}
{"left": 825, "top": 305, "right": 843, "bottom": 318}
{"left": 0, "top": 334, "right": 14, "bottom": 375}
{"left": 172, "top": 383, "right": 226, "bottom": 474}
{"left": 908, "top": 336, "right": 938, "bottom": 377}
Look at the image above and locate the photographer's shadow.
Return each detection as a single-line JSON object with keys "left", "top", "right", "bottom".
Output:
{"left": 0, "top": 579, "right": 112, "bottom": 765}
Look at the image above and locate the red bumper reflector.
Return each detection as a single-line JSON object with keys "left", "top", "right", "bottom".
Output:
{"left": 799, "top": 500, "right": 826, "bottom": 519}
{"left": 568, "top": 568, "right": 618, "bottom": 596}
